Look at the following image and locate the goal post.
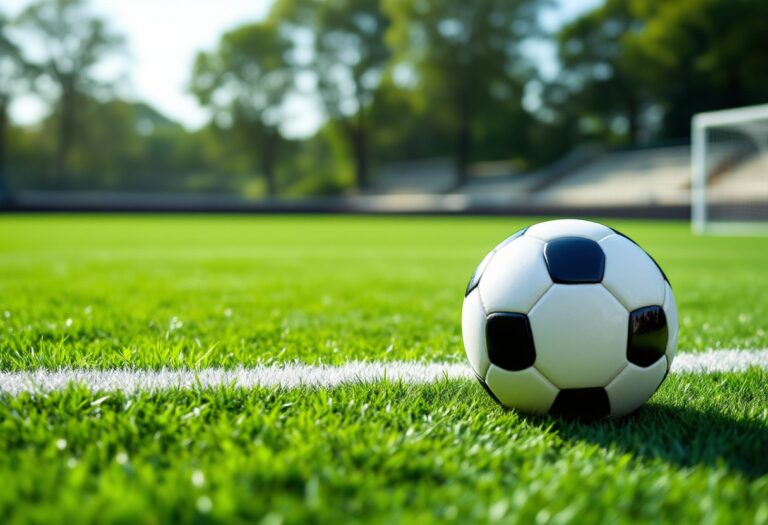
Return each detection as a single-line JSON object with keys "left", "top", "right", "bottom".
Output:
{"left": 691, "top": 103, "right": 768, "bottom": 235}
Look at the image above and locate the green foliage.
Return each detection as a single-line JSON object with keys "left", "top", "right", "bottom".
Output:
{"left": 5, "top": 0, "right": 768, "bottom": 195}
{"left": 0, "top": 10, "right": 34, "bottom": 200}
{"left": 554, "top": 0, "right": 647, "bottom": 145}
{"left": 16, "top": 0, "right": 125, "bottom": 183}
{"left": 0, "top": 12, "right": 28, "bottom": 98}
{"left": 383, "top": 0, "right": 542, "bottom": 181}
{"left": 16, "top": 0, "right": 124, "bottom": 94}
{"left": 624, "top": 0, "right": 768, "bottom": 138}
{"left": 276, "top": 0, "right": 391, "bottom": 189}
{"left": 278, "top": 126, "right": 355, "bottom": 196}
{"left": 555, "top": 0, "right": 768, "bottom": 145}
{"left": 190, "top": 20, "right": 294, "bottom": 195}
{"left": 5, "top": 97, "right": 248, "bottom": 193}
{"left": 286, "top": 0, "right": 390, "bottom": 121}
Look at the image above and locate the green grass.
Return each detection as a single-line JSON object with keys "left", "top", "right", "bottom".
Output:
{"left": 1, "top": 373, "right": 766, "bottom": 524}
{"left": 0, "top": 215, "right": 767, "bottom": 524}
{"left": 1, "top": 215, "right": 767, "bottom": 369}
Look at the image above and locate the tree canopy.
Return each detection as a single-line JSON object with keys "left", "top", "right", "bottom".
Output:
{"left": 555, "top": 0, "right": 768, "bottom": 144}
{"left": 3, "top": 0, "right": 767, "bottom": 197}
{"left": 16, "top": 0, "right": 124, "bottom": 184}
{"left": 383, "top": 0, "right": 542, "bottom": 185}
{"left": 190, "top": 20, "right": 293, "bottom": 195}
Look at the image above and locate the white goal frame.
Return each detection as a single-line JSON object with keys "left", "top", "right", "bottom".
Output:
{"left": 691, "top": 103, "right": 768, "bottom": 234}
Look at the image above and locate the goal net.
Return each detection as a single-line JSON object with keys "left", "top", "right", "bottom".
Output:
{"left": 692, "top": 103, "right": 768, "bottom": 234}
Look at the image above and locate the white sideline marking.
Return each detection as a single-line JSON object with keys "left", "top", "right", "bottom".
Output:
{"left": 671, "top": 349, "right": 768, "bottom": 374}
{"left": 0, "top": 350, "right": 766, "bottom": 396}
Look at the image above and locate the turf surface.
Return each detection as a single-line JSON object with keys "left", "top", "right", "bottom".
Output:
{"left": 1, "top": 215, "right": 766, "bottom": 369}
{"left": 0, "top": 215, "right": 766, "bottom": 523}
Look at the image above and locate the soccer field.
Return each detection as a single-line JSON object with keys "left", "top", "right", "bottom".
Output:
{"left": 1, "top": 215, "right": 766, "bottom": 523}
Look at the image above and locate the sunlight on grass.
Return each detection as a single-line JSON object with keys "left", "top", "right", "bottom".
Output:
{"left": 0, "top": 215, "right": 766, "bottom": 523}
{"left": 1, "top": 215, "right": 767, "bottom": 370}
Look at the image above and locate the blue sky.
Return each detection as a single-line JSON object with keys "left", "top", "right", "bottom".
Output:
{"left": 6, "top": 0, "right": 600, "bottom": 137}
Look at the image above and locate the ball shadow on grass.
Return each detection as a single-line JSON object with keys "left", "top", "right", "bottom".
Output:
{"left": 523, "top": 402, "right": 768, "bottom": 479}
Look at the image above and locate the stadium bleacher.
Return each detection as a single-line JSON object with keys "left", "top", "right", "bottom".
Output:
{"left": 372, "top": 144, "right": 765, "bottom": 211}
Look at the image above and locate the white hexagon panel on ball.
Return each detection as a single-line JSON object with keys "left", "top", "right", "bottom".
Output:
{"left": 605, "top": 357, "right": 667, "bottom": 417}
{"left": 529, "top": 284, "right": 629, "bottom": 389}
{"left": 662, "top": 282, "right": 679, "bottom": 368}
{"left": 599, "top": 233, "right": 666, "bottom": 312}
{"left": 485, "top": 365, "right": 559, "bottom": 413}
{"left": 462, "top": 289, "right": 490, "bottom": 378}
{"left": 479, "top": 236, "right": 553, "bottom": 315}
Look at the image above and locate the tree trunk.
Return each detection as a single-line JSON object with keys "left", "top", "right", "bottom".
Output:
{"left": 338, "top": 116, "right": 370, "bottom": 192}
{"left": 455, "top": 88, "right": 472, "bottom": 188}
{"left": 626, "top": 95, "right": 640, "bottom": 146}
{"left": 261, "top": 128, "right": 278, "bottom": 196}
{"left": 0, "top": 95, "right": 10, "bottom": 204}
{"left": 726, "top": 67, "right": 743, "bottom": 109}
{"left": 342, "top": 78, "right": 370, "bottom": 191}
{"left": 55, "top": 88, "right": 76, "bottom": 188}
{"left": 352, "top": 115, "right": 368, "bottom": 190}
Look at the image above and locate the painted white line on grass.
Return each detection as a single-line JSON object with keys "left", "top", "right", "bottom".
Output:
{"left": 0, "top": 361, "right": 470, "bottom": 396}
{"left": 671, "top": 349, "right": 768, "bottom": 373}
{"left": 0, "top": 350, "right": 766, "bottom": 396}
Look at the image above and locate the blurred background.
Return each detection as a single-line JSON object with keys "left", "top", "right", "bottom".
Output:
{"left": 0, "top": 0, "right": 766, "bottom": 216}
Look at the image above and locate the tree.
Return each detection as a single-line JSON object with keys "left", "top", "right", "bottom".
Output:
{"left": 279, "top": 0, "right": 390, "bottom": 190}
{"left": 190, "top": 21, "right": 293, "bottom": 196}
{"left": 17, "top": 0, "right": 124, "bottom": 185}
{"left": 383, "top": 0, "right": 542, "bottom": 186}
{"left": 556, "top": 0, "right": 768, "bottom": 144}
{"left": 555, "top": 0, "right": 648, "bottom": 145}
{"left": 0, "top": 12, "right": 29, "bottom": 202}
{"left": 624, "top": 0, "right": 768, "bottom": 138}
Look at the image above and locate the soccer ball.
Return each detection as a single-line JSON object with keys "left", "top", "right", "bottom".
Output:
{"left": 462, "top": 219, "right": 678, "bottom": 419}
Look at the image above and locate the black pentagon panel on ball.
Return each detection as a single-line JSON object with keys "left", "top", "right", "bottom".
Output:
{"left": 627, "top": 305, "right": 668, "bottom": 367}
{"left": 610, "top": 228, "right": 671, "bottom": 287}
{"left": 549, "top": 388, "right": 610, "bottom": 421}
{"left": 485, "top": 313, "right": 536, "bottom": 371}
{"left": 543, "top": 237, "right": 606, "bottom": 284}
